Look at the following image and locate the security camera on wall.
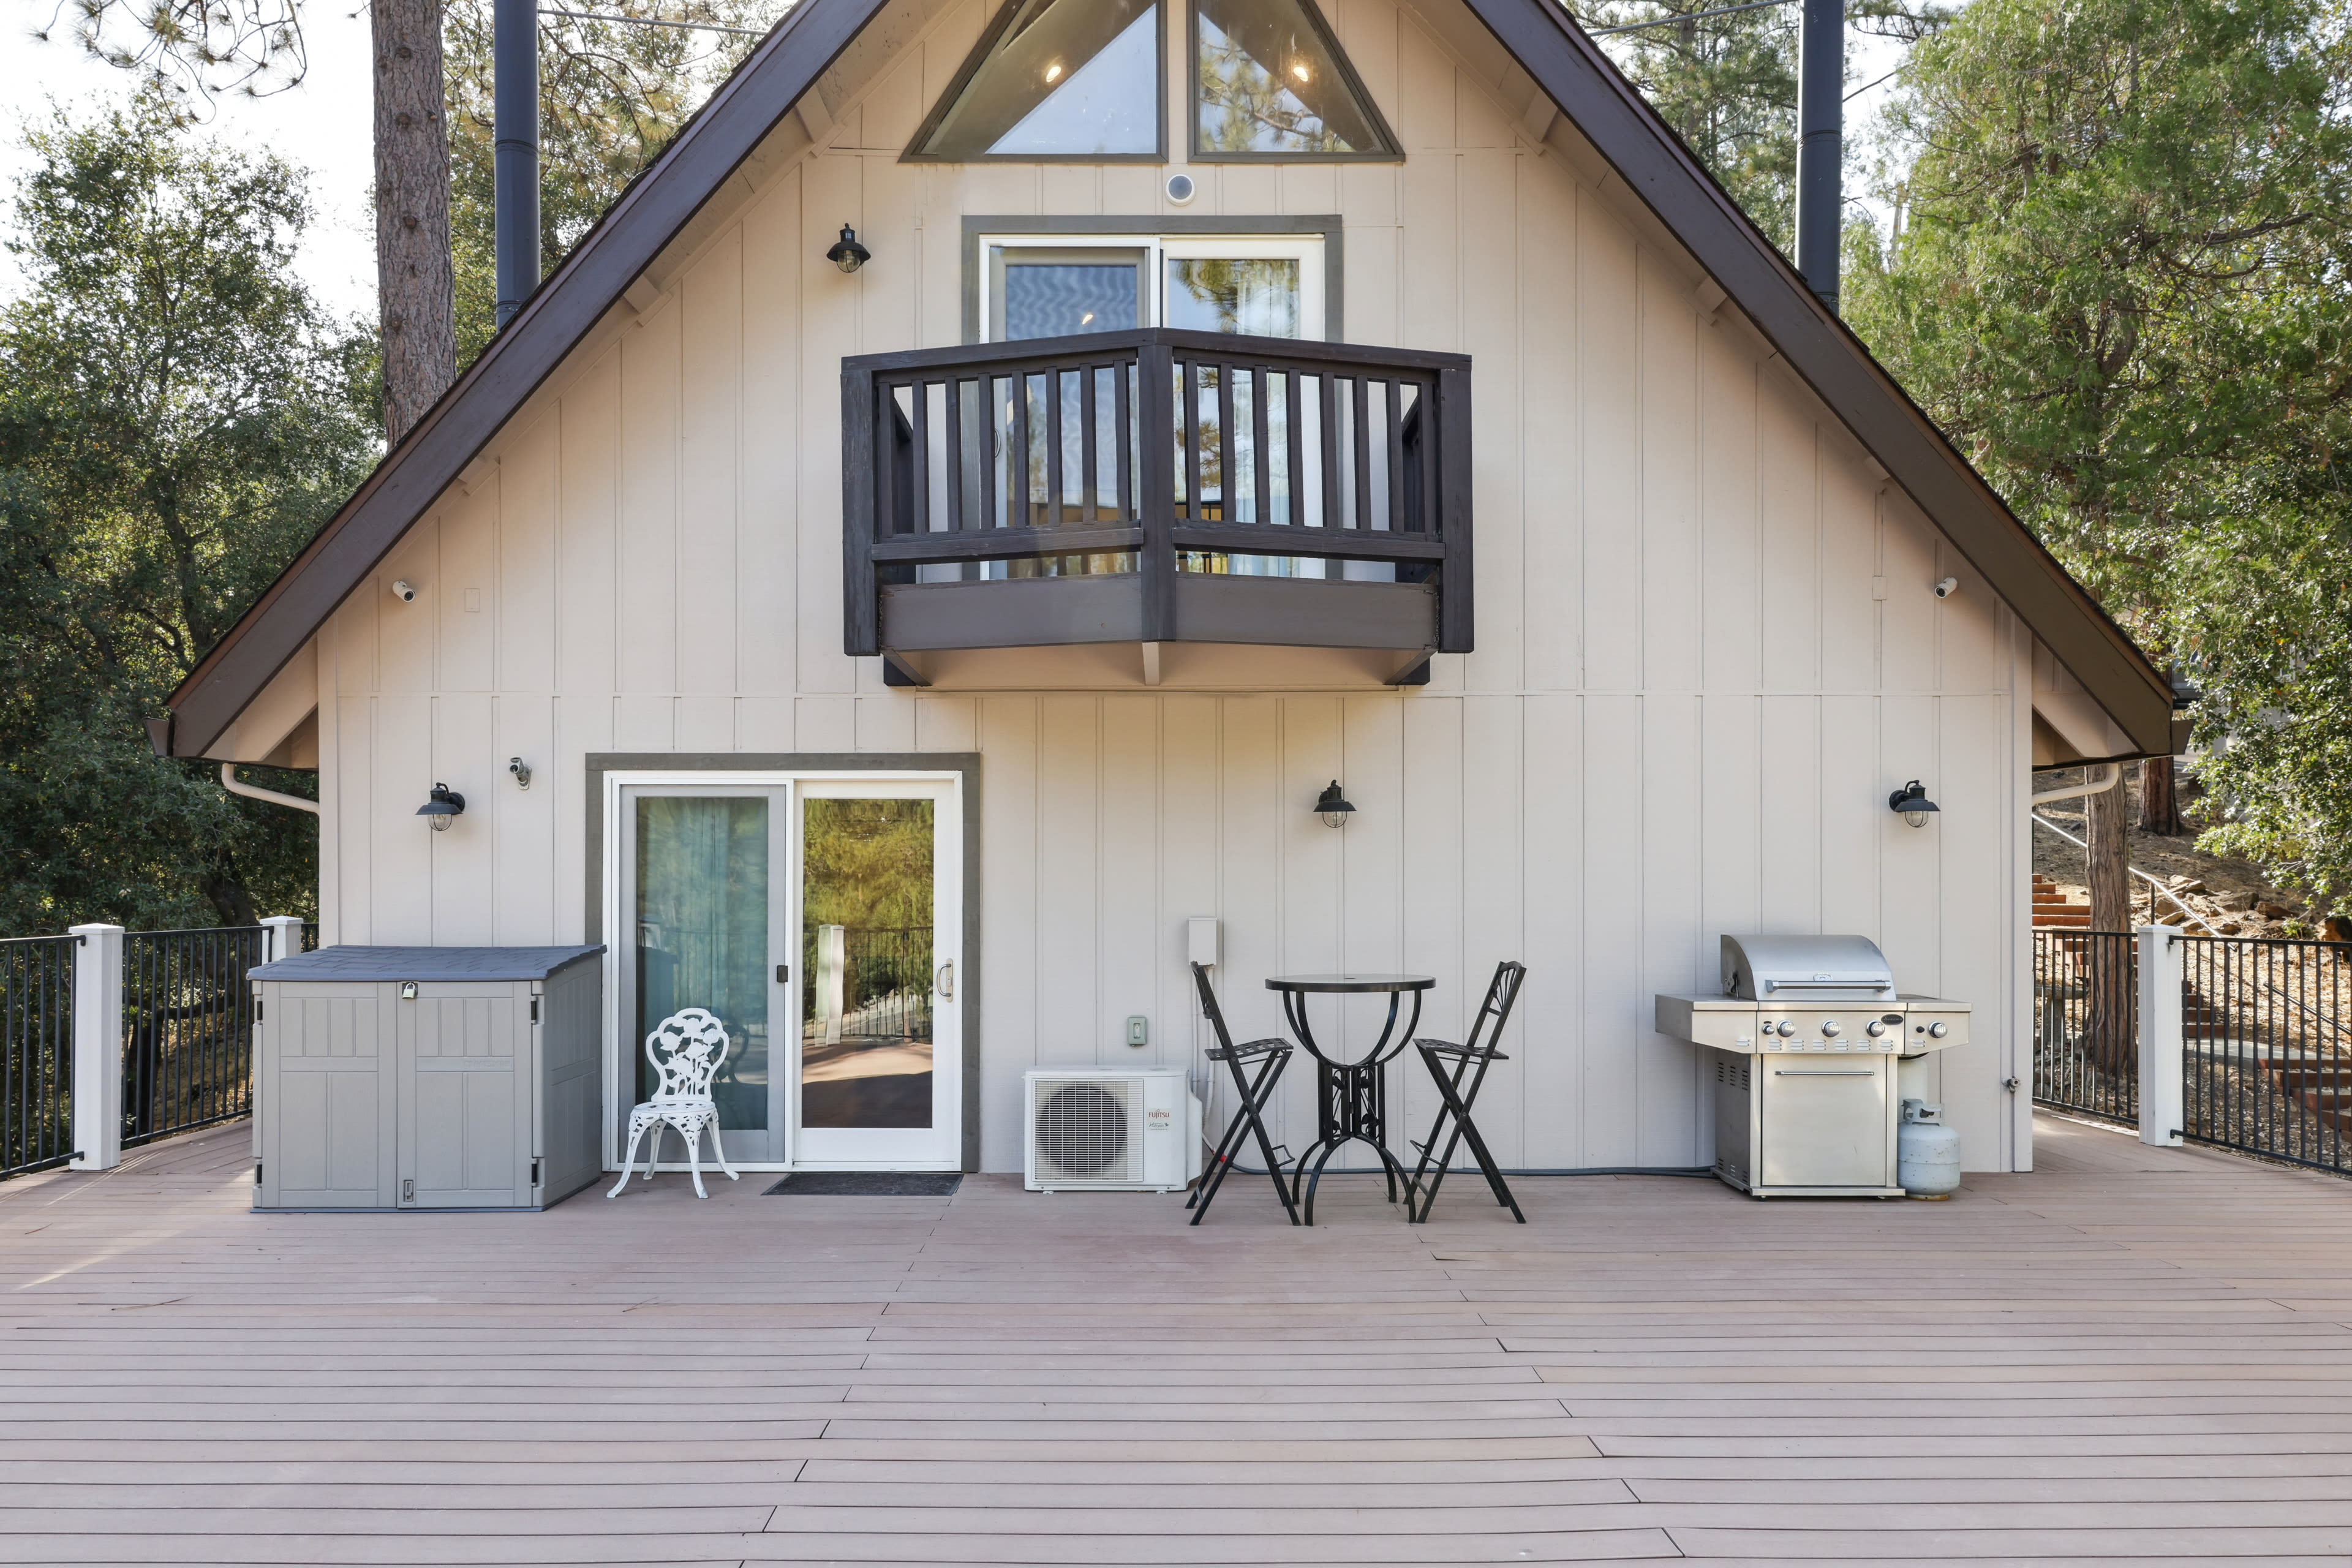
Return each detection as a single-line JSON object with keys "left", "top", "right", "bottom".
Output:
{"left": 391, "top": 579, "right": 418, "bottom": 603}
{"left": 1934, "top": 576, "right": 1960, "bottom": 600}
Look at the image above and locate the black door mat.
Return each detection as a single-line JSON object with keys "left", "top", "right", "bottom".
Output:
{"left": 763, "top": 1172, "right": 963, "bottom": 1197}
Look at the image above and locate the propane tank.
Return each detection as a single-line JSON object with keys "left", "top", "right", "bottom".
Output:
{"left": 1899, "top": 1099, "right": 1961, "bottom": 1199}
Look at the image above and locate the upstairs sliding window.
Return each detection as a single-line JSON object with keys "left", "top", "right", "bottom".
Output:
{"left": 906, "top": 0, "right": 1397, "bottom": 162}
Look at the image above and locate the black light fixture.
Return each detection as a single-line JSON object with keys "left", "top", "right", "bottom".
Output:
{"left": 826, "top": 224, "right": 870, "bottom": 274}
{"left": 1315, "top": 780, "right": 1355, "bottom": 829}
{"left": 1888, "top": 779, "right": 1940, "bottom": 828}
{"left": 417, "top": 782, "right": 467, "bottom": 832}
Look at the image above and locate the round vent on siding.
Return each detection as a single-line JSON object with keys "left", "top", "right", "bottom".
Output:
{"left": 1035, "top": 1082, "right": 1129, "bottom": 1175}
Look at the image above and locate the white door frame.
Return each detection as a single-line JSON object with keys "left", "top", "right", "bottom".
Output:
{"left": 599, "top": 767, "right": 967, "bottom": 1173}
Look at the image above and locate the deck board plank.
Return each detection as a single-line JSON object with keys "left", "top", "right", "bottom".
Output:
{"left": 8, "top": 1115, "right": 2352, "bottom": 1561}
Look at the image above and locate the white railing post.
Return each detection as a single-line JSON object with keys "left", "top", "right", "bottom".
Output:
{"left": 259, "top": 916, "right": 305, "bottom": 965}
{"left": 2136, "top": 924, "right": 2184, "bottom": 1147}
{"left": 68, "top": 923, "right": 124, "bottom": 1172}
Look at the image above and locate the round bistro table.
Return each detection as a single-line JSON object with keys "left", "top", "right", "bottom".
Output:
{"left": 1264, "top": 974, "right": 1436, "bottom": 1224}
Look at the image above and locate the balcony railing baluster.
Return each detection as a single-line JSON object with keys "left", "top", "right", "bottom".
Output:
{"left": 842, "top": 329, "right": 1471, "bottom": 660}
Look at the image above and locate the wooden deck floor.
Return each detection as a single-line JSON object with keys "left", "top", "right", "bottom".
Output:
{"left": 7, "top": 1117, "right": 2352, "bottom": 1565}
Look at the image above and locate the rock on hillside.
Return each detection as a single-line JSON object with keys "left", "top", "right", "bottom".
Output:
{"left": 2032, "top": 765, "right": 2343, "bottom": 940}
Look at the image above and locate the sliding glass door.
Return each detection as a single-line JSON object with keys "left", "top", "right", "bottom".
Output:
{"left": 794, "top": 780, "right": 959, "bottom": 1166}
{"left": 614, "top": 774, "right": 962, "bottom": 1170}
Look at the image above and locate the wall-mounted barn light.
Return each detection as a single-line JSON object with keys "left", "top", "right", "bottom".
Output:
{"left": 1316, "top": 780, "right": 1355, "bottom": 829}
{"left": 1888, "top": 779, "right": 1940, "bottom": 827}
{"left": 418, "top": 782, "right": 467, "bottom": 831}
{"left": 826, "top": 224, "right": 870, "bottom": 274}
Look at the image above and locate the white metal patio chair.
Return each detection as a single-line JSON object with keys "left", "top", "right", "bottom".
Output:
{"left": 608, "top": 1007, "right": 742, "bottom": 1199}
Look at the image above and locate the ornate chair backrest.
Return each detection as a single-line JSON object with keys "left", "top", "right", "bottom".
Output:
{"left": 1464, "top": 962, "right": 1528, "bottom": 1056}
{"left": 644, "top": 1008, "right": 731, "bottom": 1101}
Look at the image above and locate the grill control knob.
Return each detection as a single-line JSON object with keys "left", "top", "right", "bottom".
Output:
{"left": 1928, "top": 1021, "right": 1949, "bottom": 1039}
{"left": 1776, "top": 1020, "right": 1796, "bottom": 1038}
{"left": 1865, "top": 1019, "right": 1887, "bottom": 1038}
{"left": 1820, "top": 1020, "right": 1842, "bottom": 1037}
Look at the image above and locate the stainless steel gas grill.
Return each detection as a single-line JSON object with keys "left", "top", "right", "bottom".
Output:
{"left": 1656, "top": 935, "right": 1971, "bottom": 1198}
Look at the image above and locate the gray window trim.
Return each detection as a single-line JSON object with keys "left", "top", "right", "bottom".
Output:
{"left": 585, "top": 752, "right": 984, "bottom": 1172}
{"left": 960, "top": 214, "right": 1344, "bottom": 343}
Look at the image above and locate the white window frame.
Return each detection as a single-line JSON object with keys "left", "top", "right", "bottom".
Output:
{"left": 979, "top": 232, "right": 1327, "bottom": 342}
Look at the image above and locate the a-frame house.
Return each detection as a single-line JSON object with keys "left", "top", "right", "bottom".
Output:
{"left": 159, "top": 0, "right": 2176, "bottom": 1185}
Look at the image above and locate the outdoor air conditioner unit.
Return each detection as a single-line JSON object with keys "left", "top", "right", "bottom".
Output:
{"left": 1023, "top": 1067, "right": 1202, "bottom": 1193}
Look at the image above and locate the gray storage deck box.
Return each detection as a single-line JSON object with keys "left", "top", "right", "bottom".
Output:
{"left": 249, "top": 946, "right": 604, "bottom": 1211}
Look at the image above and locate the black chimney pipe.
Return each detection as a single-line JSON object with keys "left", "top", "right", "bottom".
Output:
{"left": 494, "top": 0, "right": 540, "bottom": 328}
{"left": 1793, "top": 0, "right": 1842, "bottom": 311}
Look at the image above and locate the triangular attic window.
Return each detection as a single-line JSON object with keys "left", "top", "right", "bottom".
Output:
{"left": 907, "top": 0, "right": 1165, "bottom": 160}
{"left": 1191, "top": 0, "right": 1398, "bottom": 159}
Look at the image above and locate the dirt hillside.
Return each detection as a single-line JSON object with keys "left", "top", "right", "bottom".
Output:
{"left": 2032, "top": 764, "right": 2332, "bottom": 938}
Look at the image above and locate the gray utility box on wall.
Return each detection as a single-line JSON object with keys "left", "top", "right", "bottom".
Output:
{"left": 249, "top": 946, "right": 604, "bottom": 1211}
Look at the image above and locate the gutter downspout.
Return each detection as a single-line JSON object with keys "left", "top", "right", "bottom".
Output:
{"left": 2029, "top": 761, "right": 2121, "bottom": 807}
{"left": 221, "top": 763, "right": 321, "bottom": 816}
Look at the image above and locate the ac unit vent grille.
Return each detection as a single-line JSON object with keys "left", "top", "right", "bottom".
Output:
{"left": 1033, "top": 1078, "right": 1140, "bottom": 1186}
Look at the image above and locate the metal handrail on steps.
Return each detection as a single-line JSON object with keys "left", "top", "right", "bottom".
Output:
{"left": 2031, "top": 813, "right": 2225, "bottom": 935}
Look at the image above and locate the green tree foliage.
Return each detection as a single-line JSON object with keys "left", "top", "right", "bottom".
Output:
{"left": 802, "top": 799, "right": 935, "bottom": 936}
{"left": 442, "top": 1, "right": 777, "bottom": 366}
{"left": 0, "top": 94, "right": 378, "bottom": 932}
{"left": 1844, "top": 0, "right": 2352, "bottom": 914}
{"left": 2168, "top": 479, "right": 2352, "bottom": 915}
{"left": 1580, "top": 0, "right": 1949, "bottom": 251}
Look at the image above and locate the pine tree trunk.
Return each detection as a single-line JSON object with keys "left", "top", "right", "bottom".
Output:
{"left": 2085, "top": 767, "right": 2135, "bottom": 1076}
{"left": 2138, "top": 755, "right": 2182, "bottom": 835}
{"left": 2087, "top": 767, "right": 2132, "bottom": 932}
{"left": 374, "top": 0, "right": 454, "bottom": 444}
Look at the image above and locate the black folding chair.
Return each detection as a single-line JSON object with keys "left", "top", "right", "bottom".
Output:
{"left": 1405, "top": 961, "right": 1528, "bottom": 1224}
{"left": 1186, "top": 962, "right": 1302, "bottom": 1226}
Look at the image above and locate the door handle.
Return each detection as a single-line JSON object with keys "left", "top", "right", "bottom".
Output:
{"left": 1774, "top": 1069, "right": 1875, "bottom": 1076}
{"left": 936, "top": 962, "right": 954, "bottom": 1000}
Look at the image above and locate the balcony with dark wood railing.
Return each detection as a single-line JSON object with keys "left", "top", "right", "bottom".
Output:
{"left": 842, "top": 329, "right": 1471, "bottom": 684}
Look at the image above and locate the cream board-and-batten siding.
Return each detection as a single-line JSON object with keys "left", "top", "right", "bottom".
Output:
{"left": 276, "top": 0, "right": 2036, "bottom": 1172}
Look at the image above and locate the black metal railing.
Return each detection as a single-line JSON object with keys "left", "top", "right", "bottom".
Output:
{"left": 1, "top": 935, "right": 76, "bottom": 1179}
{"left": 302, "top": 921, "right": 321, "bottom": 952}
{"left": 2178, "top": 935, "right": 2352, "bottom": 1175}
{"left": 2033, "top": 930, "right": 2139, "bottom": 1126}
{"left": 2035, "top": 928, "right": 2352, "bottom": 1176}
{"left": 842, "top": 328, "right": 1472, "bottom": 657}
{"left": 804, "top": 925, "right": 935, "bottom": 1044}
{"left": 120, "top": 926, "right": 266, "bottom": 1148}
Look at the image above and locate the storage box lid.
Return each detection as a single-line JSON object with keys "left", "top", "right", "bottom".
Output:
{"left": 252, "top": 944, "right": 604, "bottom": 981}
